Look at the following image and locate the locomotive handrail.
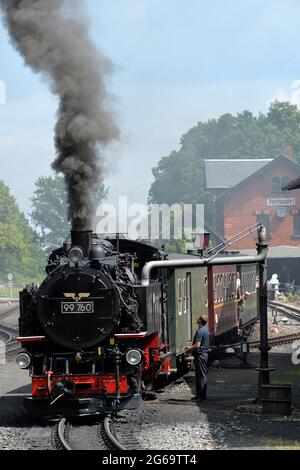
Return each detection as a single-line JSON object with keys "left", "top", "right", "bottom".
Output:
{"left": 141, "top": 226, "right": 268, "bottom": 286}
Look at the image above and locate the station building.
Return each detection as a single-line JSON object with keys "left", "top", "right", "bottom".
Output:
{"left": 204, "top": 152, "right": 300, "bottom": 284}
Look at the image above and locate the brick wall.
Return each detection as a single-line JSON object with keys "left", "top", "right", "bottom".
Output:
{"left": 216, "top": 157, "right": 300, "bottom": 249}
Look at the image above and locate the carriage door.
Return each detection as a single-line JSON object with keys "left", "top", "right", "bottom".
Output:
{"left": 184, "top": 273, "right": 192, "bottom": 341}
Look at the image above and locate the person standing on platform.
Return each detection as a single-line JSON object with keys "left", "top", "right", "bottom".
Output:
{"left": 185, "top": 315, "right": 209, "bottom": 402}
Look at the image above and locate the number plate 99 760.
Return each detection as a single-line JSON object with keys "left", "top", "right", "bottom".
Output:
{"left": 61, "top": 302, "right": 94, "bottom": 314}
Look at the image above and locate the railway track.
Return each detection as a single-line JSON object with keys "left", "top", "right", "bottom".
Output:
{"left": 0, "top": 325, "right": 16, "bottom": 343}
{"left": 249, "top": 332, "right": 300, "bottom": 349}
{"left": 0, "top": 325, "right": 20, "bottom": 354}
{"left": 0, "top": 303, "right": 20, "bottom": 355}
{"left": 268, "top": 300, "right": 300, "bottom": 322}
{"left": 214, "top": 330, "right": 300, "bottom": 356}
{"left": 0, "top": 304, "right": 19, "bottom": 323}
{"left": 54, "top": 414, "right": 141, "bottom": 450}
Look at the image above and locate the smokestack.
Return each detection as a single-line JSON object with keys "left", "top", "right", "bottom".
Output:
{"left": 0, "top": 0, "right": 120, "bottom": 231}
{"left": 71, "top": 230, "right": 92, "bottom": 258}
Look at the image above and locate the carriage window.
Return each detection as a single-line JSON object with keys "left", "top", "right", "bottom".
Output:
{"left": 216, "top": 274, "right": 220, "bottom": 302}
{"left": 252, "top": 272, "right": 256, "bottom": 291}
{"left": 231, "top": 273, "right": 235, "bottom": 299}
{"left": 178, "top": 279, "right": 183, "bottom": 316}
{"left": 186, "top": 273, "right": 192, "bottom": 341}
{"left": 183, "top": 278, "right": 186, "bottom": 313}
{"left": 214, "top": 276, "right": 218, "bottom": 303}
{"left": 220, "top": 274, "right": 224, "bottom": 301}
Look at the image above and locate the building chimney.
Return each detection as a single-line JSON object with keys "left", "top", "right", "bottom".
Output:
{"left": 282, "top": 146, "right": 294, "bottom": 160}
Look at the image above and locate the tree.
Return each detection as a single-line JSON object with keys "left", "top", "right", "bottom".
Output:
{"left": 0, "top": 180, "right": 45, "bottom": 284}
{"left": 149, "top": 101, "right": 300, "bottom": 223}
{"left": 31, "top": 175, "right": 108, "bottom": 248}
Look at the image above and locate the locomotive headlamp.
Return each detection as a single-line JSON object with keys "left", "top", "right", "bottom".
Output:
{"left": 16, "top": 352, "right": 32, "bottom": 369}
{"left": 126, "top": 349, "right": 142, "bottom": 366}
{"left": 68, "top": 246, "right": 84, "bottom": 264}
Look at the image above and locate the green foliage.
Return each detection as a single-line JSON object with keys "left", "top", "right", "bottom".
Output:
{"left": 149, "top": 101, "right": 300, "bottom": 223}
{"left": 30, "top": 175, "right": 108, "bottom": 249}
{"left": 0, "top": 180, "right": 45, "bottom": 284}
{"left": 286, "top": 291, "right": 300, "bottom": 302}
{"left": 165, "top": 238, "right": 188, "bottom": 254}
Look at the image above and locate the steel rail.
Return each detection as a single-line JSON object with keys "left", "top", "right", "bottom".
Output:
{"left": 268, "top": 300, "right": 300, "bottom": 321}
{"left": 55, "top": 416, "right": 127, "bottom": 451}
{"left": 103, "top": 415, "right": 126, "bottom": 451}
{"left": 249, "top": 332, "right": 300, "bottom": 349}
{"left": 57, "top": 418, "right": 72, "bottom": 450}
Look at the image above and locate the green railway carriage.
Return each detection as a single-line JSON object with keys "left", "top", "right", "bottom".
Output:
{"left": 166, "top": 255, "right": 208, "bottom": 370}
{"left": 165, "top": 254, "right": 258, "bottom": 371}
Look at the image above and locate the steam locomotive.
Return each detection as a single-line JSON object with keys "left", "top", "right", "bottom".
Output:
{"left": 16, "top": 230, "right": 259, "bottom": 417}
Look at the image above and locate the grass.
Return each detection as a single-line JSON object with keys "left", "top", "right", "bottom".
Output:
{"left": 270, "top": 380, "right": 293, "bottom": 385}
{"left": 0, "top": 287, "right": 21, "bottom": 298}
{"left": 263, "top": 437, "right": 300, "bottom": 450}
{"left": 273, "top": 369, "right": 300, "bottom": 385}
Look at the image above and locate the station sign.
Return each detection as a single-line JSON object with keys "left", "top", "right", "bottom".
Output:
{"left": 267, "top": 197, "right": 296, "bottom": 207}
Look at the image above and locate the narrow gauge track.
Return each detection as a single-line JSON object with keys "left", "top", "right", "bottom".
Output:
{"left": 268, "top": 300, "right": 300, "bottom": 322}
{"left": 0, "top": 304, "right": 19, "bottom": 323}
{"left": 54, "top": 414, "right": 141, "bottom": 451}
{"left": 213, "top": 331, "right": 300, "bottom": 356}
{"left": 0, "top": 329, "right": 12, "bottom": 343}
{"left": 249, "top": 332, "right": 300, "bottom": 349}
{"left": 0, "top": 324, "right": 20, "bottom": 354}
{"left": 0, "top": 324, "right": 19, "bottom": 346}
{"left": 0, "top": 303, "right": 20, "bottom": 353}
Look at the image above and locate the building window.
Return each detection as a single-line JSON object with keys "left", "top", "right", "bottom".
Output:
{"left": 293, "top": 214, "right": 300, "bottom": 237}
{"left": 281, "top": 176, "right": 289, "bottom": 189}
{"left": 256, "top": 214, "right": 271, "bottom": 240}
{"left": 272, "top": 177, "right": 281, "bottom": 193}
{"left": 272, "top": 176, "right": 290, "bottom": 193}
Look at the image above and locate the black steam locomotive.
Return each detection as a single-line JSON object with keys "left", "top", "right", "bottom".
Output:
{"left": 16, "top": 229, "right": 262, "bottom": 417}
{"left": 17, "top": 231, "right": 167, "bottom": 416}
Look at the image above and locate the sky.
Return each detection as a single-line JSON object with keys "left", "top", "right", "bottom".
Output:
{"left": 1, "top": 0, "right": 300, "bottom": 216}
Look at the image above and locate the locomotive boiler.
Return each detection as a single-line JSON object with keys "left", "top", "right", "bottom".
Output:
{"left": 17, "top": 230, "right": 167, "bottom": 416}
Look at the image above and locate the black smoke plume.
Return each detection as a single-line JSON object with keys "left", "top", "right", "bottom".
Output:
{"left": 0, "top": 0, "right": 119, "bottom": 230}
